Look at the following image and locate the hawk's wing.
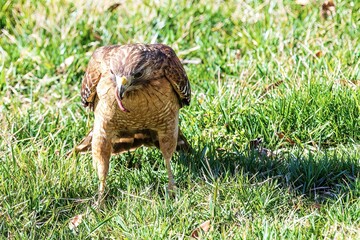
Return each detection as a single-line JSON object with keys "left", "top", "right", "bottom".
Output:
{"left": 80, "top": 45, "right": 123, "bottom": 110}
{"left": 80, "top": 49, "right": 103, "bottom": 110}
{"left": 159, "top": 45, "right": 191, "bottom": 107}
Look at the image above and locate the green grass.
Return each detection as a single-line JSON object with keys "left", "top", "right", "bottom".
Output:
{"left": 1, "top": 0, "right": 360, "bottom": 238}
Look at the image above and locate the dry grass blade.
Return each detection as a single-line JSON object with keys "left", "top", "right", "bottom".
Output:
{"left": 335, "top": 79, "right": 359, "bottom": 90}
{"left": 107, "top": 3, "right": 122, "bottom": 12}
{"left": 260, "top": 80, "right": 284, "bottom": 98}
{"left": 181, "top": 58, "right": 202, "bottom": 65}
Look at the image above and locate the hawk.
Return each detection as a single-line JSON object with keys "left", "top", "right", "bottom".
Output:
{"left": 75, "top": 44, "right": 191, "bottom": 204}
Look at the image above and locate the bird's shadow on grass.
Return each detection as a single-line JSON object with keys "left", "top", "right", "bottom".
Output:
{"left": 63, "top": 142, "right": 358, "bottom": 208}
{"left": 51, "top": 143, "right": 358, "bottom": 232}
{"left": 176, "top": 144, "right": 359, "bottom": 202}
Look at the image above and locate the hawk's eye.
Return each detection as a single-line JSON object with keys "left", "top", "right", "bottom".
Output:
{"left": 133, "top": 71, "right": 143, "bottom": 79}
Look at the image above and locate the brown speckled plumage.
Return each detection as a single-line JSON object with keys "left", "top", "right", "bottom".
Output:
{"left": 76, "top": 44, "right": 191, "bottom": 204}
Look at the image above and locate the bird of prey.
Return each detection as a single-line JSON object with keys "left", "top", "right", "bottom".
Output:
{"left": 75, "top": 43, "right": 191, "bottom": 204}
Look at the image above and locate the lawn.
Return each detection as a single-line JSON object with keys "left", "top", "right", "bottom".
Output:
{"left": 0, "top": 0, "right": 359, "bottom": 239}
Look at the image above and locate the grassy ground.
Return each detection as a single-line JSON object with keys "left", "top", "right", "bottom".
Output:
{"left": 1, "top": 0, "right": 359, "bottom": 238}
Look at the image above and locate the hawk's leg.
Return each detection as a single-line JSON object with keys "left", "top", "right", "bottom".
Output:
{"left": 92, "top": 131, "right": 112, "bottom": 206}
{"left": 159, "top": 130, "right": 178, "bottom": 195}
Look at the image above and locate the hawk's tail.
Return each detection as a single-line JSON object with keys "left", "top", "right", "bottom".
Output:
{"left": 74, "top": 130, "right": 93, "bottom": 154}
{"left": 75, "top": 128, "right": 191, "bottom": 154}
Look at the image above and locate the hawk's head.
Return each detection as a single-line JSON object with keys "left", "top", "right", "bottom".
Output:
{"left": 110, "top": 44, "right": 167, "bottom": 112}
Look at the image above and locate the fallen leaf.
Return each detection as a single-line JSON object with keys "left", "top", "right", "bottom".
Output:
{"left": 315, "top": 51, "right": 322, "bottom": 58}
{"left": 276, "top": 132, "right": 285, "bottom": 139}
{"left": 276, "top": 132, "right": 296, "bottom": 145}
{"left": 321, "top": 0, "right": 336, "bottom": 19}
{"left": 69, "top": 214, "right": 83, "bottom": 231}
{"left": 191, "top": 220, "right": 211, "bottom": 239}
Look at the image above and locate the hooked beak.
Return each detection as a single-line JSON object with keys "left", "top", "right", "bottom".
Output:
{"left": 116, "top": 75, "right": 128, "bottom": 99}
{"left": 114, "top": 75, "right": 129, "bottom": 112}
